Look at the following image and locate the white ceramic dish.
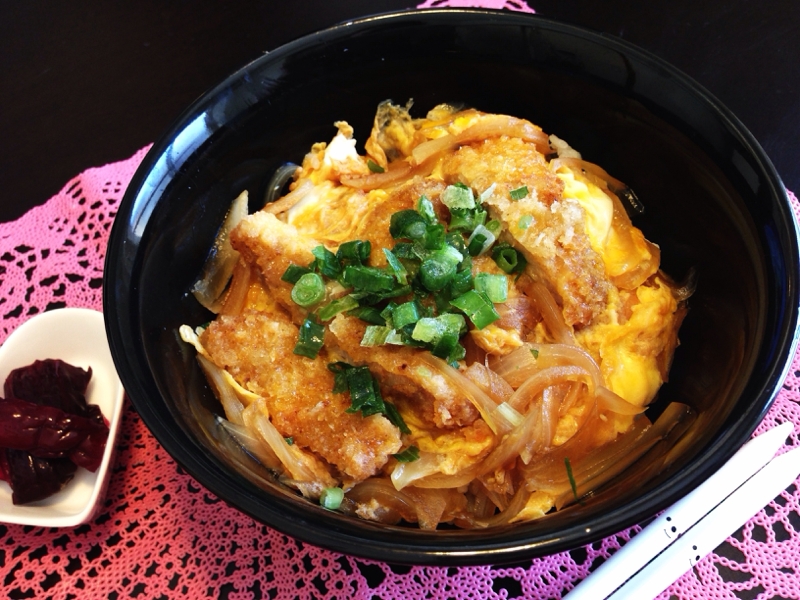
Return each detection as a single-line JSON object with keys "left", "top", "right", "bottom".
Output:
{"left": 0, "top": 307, "right": 125, "bottom": 527}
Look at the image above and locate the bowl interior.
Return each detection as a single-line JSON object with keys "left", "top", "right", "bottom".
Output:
{"left": 103, "top": 10, "right": 799, "bottom": 564}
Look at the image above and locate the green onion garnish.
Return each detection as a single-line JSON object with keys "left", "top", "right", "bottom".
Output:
{"left": 531, "top": 347, "right": 539, "bottom": 359}
{"left": 367, "top": 159, "right": 385, "bottom": 173}
{"left": 491, "top": 243, "right": 528, "bottom": 274}
{"left": 389, "top": 209, "right": 428, "bottom": 240}
{"left": 342, "top": 265, "right": 396, "bottom": 293}
{"left": 360, "top": 325, "right": 396, "bottom": 347}
{"left": 441, "top": 183, "right": 476, "bottom": 210}
{"left": 518, "top": 214, "right": 533, "bottom": 230}
{"left": 565, "top": 457, "right": 580, "bottom": 503}
{"left": 346, "top": 306, "right": 386, "bottom": 326}
{"left": 478, "top": 183, "right": 497, "bottom": 203}
{"left": 510, "top": 185, "right": 529, "bottom": 201}
{"left": 294, "top": 314, "right": 325, "bottom": 359}
{"left": 417, "top": 195, "right": 438, "bottom": 224}
{"left": 291, "top": 272, "right": 325, "bottom": 307}
{"left": 284, "top": 436, "right": 294, "bottom": 445}
{"left": 320, "top": 486, "right": 344, "bottom": 510}
{"left": 450, "top": 289, "right": 500, "bottom": 329}
{"left": 383, "top": 248, "right": 408, "bottom": 285}
{"left": 329, "top": 361, "right": 410, "bottom": 432}
{"left": 392, "top": 446, "right": 420, "bottom": 462}
{"left": 473, "top": 273, "right": 508, "bottom": 303}
{"left": 337, "top": 239, "right": 371, "bottom": 267}
{"left": 312, "top": 245, "right": 342, "bottom": 279}
{"left": 281, "top": 264, "right": 313, "bottom": 284}
{"left": 392, "top": 300, "right": 423, "bottom": 329}
{"left": 466, "top": 224, "right": 497, "bottom": 256}
{"left": 318, "top": 294, "right": 359, "bottom": 320}
{"left": 485, "top": 219, "right": 502, "bottom": 234}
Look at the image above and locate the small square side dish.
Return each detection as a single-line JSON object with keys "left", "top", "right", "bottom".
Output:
{"left": 0, "top": 307, "right": 125, "bottom": 527}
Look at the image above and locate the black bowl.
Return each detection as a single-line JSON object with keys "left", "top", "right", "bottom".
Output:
{"left": 103, "top": 9, "right": 800, "bottom": 565}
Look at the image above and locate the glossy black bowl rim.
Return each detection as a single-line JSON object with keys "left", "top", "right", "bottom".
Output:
{"left": 103, "top": 9, "right": 800, "bottom": 565}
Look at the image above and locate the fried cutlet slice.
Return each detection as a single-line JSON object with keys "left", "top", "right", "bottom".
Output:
{"left": 201, "top": 308, "right": 402, "bottom": 481}
{"left": 439, "top": 136, "right": 612, "bottom": 328}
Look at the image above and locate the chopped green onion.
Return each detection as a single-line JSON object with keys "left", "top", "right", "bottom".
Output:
{"left": 478, "top": 183, "right": 497, "bottom": 203}
{"left": 417, "top": 195, "right": 438, "bottom": 224}
{"left": 281, "top": 264, "right": 313, "bottom": 284}
{"left": 367, "top": 159, "right": 385, "bottom": 173}
{"left": 411, "top": 313, "right": 465, "bottom": 344}
{"left": 466, "top": 224, "right": 497, "bottom": 256}
{"left": 392, "top": 446, "right": 420, "bottom": 462}
{"left": 565, "top": 457, "right": 580, "bottom": 503}
{"left": 518, "top": 214, "right": 533, "bottom": 230}
{"left": 342, "top": 265, "right": 395, "bottom": 293}
{"left": 346, "top": 306, "right": 386, "bottom": 326}
{"left": 320, "top": 487, "right": 344, "bottom": 510}
{"left": 337, "top": 240, "right": 371, "bottom": 267}
{"left": 448, "top": 207, "right": 487, "bottom": 232}
{"left": 419, "top": 246, "right": 463, "bottom": 292}
{"left": 330, "top": 362, "right": 410, "bottom": 432}
{"left": 391, "top": 242, "right": 417, "bottom": 259}
{"left": 422, "top": 223, "right": 446, "bottom": 250}
{"left": 441, "top": 183, "right": 475, "bottom": 210}
{"left": 383, "top": 249, "right": 408, "bottom": 285}
{"left": 432, "top": 331, "right": 465, "bottom": 363}
{"left": 449, "top": 268, "right": 474, "bottom": 297}
{"left": 294, "top": 314, "right": 325, "bottom": 358}
{"left": 485, "top": 219, "right": 502, "bottom": 234}
{"left": 510, "top": 185, "right": 529, "bottom": 201}
{"left": 284, "top": 436, "right": 294, "bottom": 445}
{"left": 344, "top": 365, "right": 386, "bottom": 417}
{"left": 392, "top": 300, "right": 423, "bottom": 329}
{"left": 450, "top": 289, "right": 500, "bottom": 329}
{"left": 389, "top": 210, "right": 427, "bottom": 240}
{"left": 491, "top": 243, "right": 528, "bottom": 274}
{"left": 360, "top": 325, "right": 396, "bottom": 346}
{"left": 312, "top": 245, "right": 341, "bottom": 279}
{"left": 318, "top": 294, "right": 359, "bottom": 320}
{"left": 531, "top": 347, "right": 539, "bottom": 359}
{"left": 291, "top": 272, "right": 325, "bottom": 307}
{"left": 474, "top": 273, "right": 508, "bottom": 303}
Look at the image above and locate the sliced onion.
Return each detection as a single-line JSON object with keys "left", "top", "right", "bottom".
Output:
{"left": 339, "top": 159, "right": 415, "bottom": 189}
{"left": 490, "top": 343, "right": 601, "bottom": 390}
{"left": 263, "top": 162, "right": 300, "bottom": 205}
{"left": 463, "top": 362, "right": 514, "bottom": 403}
{"left": 219, "top": 259, "right": 251, "bottom": 317}
{"left": 474, "top": 484, "right": 532, "bottom": 528}
{"left": 391, "top": 451, "right": 443, "bottom": 490}
{"left": 346, "top": 478, "right": 418, "bottom": 523}
{"left": 412, "top": 115, "right": 550, "bottom": 164}
{"left": 506, "top": 365, "right": 595, "bottom": 412}
{"left": 216, "top": 416, "right": 283, "bottom": 471}
{"left": 517, "top": 276, "right": 575, "bottom": 344}
{"left": 596, "top": 386, "right": 647, "bottom": 415}
{"left": 417, "top": 354, "right": 518, "bottom": 435}
{"left": 196, "top": 354, "right": 245, "bottom": 425}
{"left": 264, "top": 178, "right": 314, "bottom": 215}
{"left": 191, "top": 190, "right": 249, "bottom": 312}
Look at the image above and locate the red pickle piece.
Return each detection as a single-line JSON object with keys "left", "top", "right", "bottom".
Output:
{"left": 0, "top": 397, "right": 108, "bottom": 471}
{"left": 5, "top": 449, "right": 77, "bottom": 505}
{"left": 0, "top": 358, "right": 109, "bottom": 504}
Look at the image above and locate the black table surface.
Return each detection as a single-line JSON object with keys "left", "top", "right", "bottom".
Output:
{"left": 1, "top": 1, "right": 798, "bottom": 225}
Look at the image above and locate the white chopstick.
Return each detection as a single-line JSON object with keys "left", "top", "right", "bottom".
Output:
{"left": 565, "top": 421, "right": 794, "bottom": 600}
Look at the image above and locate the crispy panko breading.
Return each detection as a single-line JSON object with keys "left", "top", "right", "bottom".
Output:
{"left": 201, "top": 309, "right": 402, "bottom": 481}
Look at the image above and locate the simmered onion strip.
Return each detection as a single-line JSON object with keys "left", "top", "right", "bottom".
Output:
{"left": 196, "top": 354, "right": 245, "bottom": 425}
{"left": 216, "top": 416, "right": 283, "bottom": 471}
{"left": 474, "top": 484, "right": 532, "bottom": 528}
{"left": 346, "top": 478, "right": 418, "bottom": 524}
{"left": 596, "top": 386, "right": 647, "bottom": 415}
{"left": 219, "top": 258, "right": 251, "bottom": 317}
{"left": 517, "top": 276, "right": 576, "bottom": 344}
{"left": 340, "top": 159, "right": 415, "bottom": 189}
{"left": 263, "top": 178, "right": 314, "bottom": 215}
{"left": 417, "top": 354, "right": 520, "bottom": 434}
{"left": 506, "top": 365, "right": 595, "bottom": 413}
{"left": 192, "top": 190, "right": 249, "bottom": 312}
{"left": 491, "top": 343, "right": 602, "bottom": 390}
{"left": 411, "top": 114, "right": 550, "bottom": 164}
{"left": 391, "top": 451, "right": 443, "bottom": 490}
{"left": 246, "top": 399, "right": 338, "bottom": 491}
